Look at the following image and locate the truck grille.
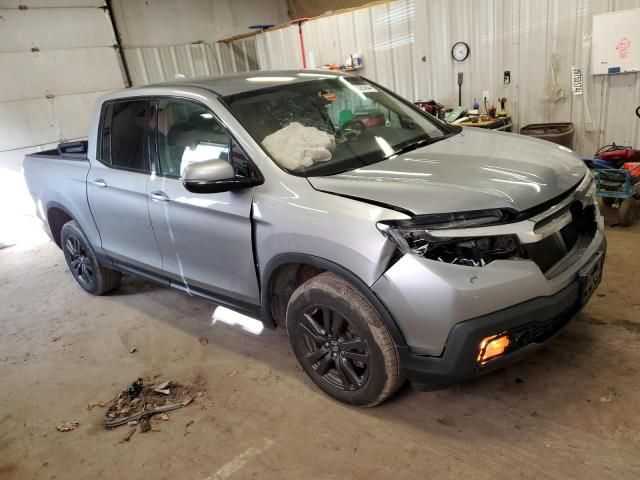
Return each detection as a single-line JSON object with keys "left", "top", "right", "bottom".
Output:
{"left": 523, "top": 202, "right": 597, "bottom": 273}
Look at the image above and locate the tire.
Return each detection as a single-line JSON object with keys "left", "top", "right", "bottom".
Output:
{"left": 619, "top": 197, "right": 636, "bottom": 226}
{"left": 286, "top": 272, "right": 403, "bottom": 406}
{"left": 61, "top": 220, "right": 121, "bottom": 295}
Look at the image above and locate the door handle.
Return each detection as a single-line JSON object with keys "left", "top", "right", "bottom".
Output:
{"left": 150, "top": 191, "right": 170, "bottom": 202}
{"left": 92, "top": 179, "right": 107, "bottom": 188}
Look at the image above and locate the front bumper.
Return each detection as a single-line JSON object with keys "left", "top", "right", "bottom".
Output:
{"left": 373, "top": 227, "right": 606, "bottom": 356}
{"left": 385, "top": 235, "right": 606, "bottom": 390}
{"left": 396, "top": 275, "right": 589, "bottom": 390}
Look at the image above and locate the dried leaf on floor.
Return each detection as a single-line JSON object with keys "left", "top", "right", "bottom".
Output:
{"left": 158, "top": 414, "right": 170, "bottom": 421}
{"left": 56, "top": 421, "right": 79, "bottom": 432}
{"left": 51, "top": 336, "right": 62, "bottom": 343}
{"left": 87, "top": 401, "right": 106, "bottom": 410}
{"left": 198, "top": 337, "right": 209, "bottom": 345}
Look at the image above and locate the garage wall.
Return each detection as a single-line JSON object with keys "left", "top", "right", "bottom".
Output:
{"left": 111, "top": 0, "right": 288, "bottom": 85}
{"left": 256, "top": 25, "right": 305, "bottom": 70}
{"left": 0, "top": 1, "right": 126, "bottom": 152}
{"left": 297, "top": 0, "right": 640, "bottom": 156}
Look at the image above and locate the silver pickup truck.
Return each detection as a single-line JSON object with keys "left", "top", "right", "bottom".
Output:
{"left": 24, "top": 70, "right": 606, "bottom": 406}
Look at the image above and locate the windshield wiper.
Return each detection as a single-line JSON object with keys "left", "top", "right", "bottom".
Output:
{"left": 384, "top": 134, "right": 453, "bottom": 159}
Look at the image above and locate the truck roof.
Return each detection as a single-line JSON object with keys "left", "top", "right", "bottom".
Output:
{"left": 141, "top": 69, "right": 349, "bottom": 97}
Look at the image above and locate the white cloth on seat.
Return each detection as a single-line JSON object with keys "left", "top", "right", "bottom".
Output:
{"left": 263, "top": 122, "right": 335, "bottom": 170}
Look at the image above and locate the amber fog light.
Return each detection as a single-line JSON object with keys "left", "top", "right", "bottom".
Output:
{"left": 477, "top": 334, "right": 510, "bottom": 364}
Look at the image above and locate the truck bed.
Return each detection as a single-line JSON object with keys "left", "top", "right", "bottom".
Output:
{"left": 22, "top": 140, "right": 101, "bottom": 249}
{"left": 27, "top": 140, "right": 89, "bottom": 161}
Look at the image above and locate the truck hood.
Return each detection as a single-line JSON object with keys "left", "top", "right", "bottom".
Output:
{"left": 308, "top": 128, "right": 587, "bottom": 215}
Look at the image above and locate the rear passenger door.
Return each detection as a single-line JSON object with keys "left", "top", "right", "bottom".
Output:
{"left": 87, "top": 99, "right": 163, "bottom": 272}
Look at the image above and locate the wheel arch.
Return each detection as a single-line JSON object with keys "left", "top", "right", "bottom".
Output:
{"left": 45, "top": 201, "right": 75, "bottom": 248}
{"left": 260, "top": 253, "right": 407, "bottom": 347}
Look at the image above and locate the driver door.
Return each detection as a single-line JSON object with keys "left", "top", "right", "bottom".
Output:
{"left": 146, "top": 98, "right": 260, "bottom": 306}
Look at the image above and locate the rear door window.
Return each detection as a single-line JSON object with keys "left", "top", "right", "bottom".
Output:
{"left": 100, "top": 100, "right": 154, "bottom": 173}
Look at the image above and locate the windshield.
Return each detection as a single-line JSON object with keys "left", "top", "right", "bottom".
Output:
{"left": 223, "top": 76, "right": 452, "bottom": 177}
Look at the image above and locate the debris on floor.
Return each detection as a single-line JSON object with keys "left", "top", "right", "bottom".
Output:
{"left": 129, "top": 347, "right": 137, "bottom": 354}
{"left": 51, "top": 336, "right": 62, "bottom": 343}
{"left": 153, "top": 380, "right": 171, "bottom": 395}
{"left": 87, "top": 401, "right": 106, "bottom": 411}
{"left": 599, "top": 387, "right": 617, "bottom": 403}
{"left": 56, "top": 421, "right": 79, "bottom": 432}
{"left": 198, "top": 337, "right": 209, "bottom": 345}
{"left": 103, "top": 377, "right": 198, "bottom": 429}
{"left": 122, "top": 427, "right": 136, "bottom": 442}
{"left": 184, "top": 420, "right": 194, "bottom": 436}
{"left": 139, "top": 416, "right": 151, "bottom": 433}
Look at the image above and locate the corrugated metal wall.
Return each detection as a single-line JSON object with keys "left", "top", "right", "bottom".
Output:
{"left": 0, "top": 1, "right": 126, "bottom": 152}
{"left": 123, "top": 37, "right": 261, "bottom": 86}
{"left": 280, "top": 0, "right": 640, "bottom": 156}
{"left": 112, "top": 0, "right": 286, "bottom": 85}
{"left": 256, "top": 25, "right": 305, "bottom": 70}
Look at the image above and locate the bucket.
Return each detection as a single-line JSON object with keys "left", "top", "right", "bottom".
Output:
{"left": 520, "top": 122, "right": 575, "bottom": 149}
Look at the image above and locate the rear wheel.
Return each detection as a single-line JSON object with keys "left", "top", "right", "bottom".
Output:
{"left": 61, "top": 221, "right": 121, "bottom": 295}
{"left": 286, "top": 272, "right": 403, "bottom": 406}
{"left": 619, "top": 197, "right": 636, "bottom": 226}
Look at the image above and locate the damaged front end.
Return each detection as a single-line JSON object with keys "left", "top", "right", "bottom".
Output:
{"left": 377, "top": 209, "right": 523, "bottom": 267}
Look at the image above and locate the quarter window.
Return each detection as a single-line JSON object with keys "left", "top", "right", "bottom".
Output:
{"left": 100, "top": 100, "right": 154, "bottom": 173}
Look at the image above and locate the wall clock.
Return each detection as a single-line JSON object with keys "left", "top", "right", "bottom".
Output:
{"left": 452, "top": 41, "right": 470, "bottom": 61}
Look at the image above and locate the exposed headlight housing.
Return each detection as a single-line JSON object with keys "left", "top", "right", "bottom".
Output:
{"left": 378, "top": 209, "right": 522, "bottom": 267}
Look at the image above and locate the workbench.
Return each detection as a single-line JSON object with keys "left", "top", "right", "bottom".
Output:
{"left": 457, "top": 116, "right": 512, "bottom": 132}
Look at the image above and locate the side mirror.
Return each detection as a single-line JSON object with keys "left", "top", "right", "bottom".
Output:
{"left": 182, "top": 159, "right": 261, "bottom": 194}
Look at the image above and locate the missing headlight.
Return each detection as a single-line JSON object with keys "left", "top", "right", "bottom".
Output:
{"left": 378, "top": 219, "right": 522, "bottom": 267}
{"left": 418, "top": 235, "right": 521, "bottom": 266}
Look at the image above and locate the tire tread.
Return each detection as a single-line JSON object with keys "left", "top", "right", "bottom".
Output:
{"left": 287, "top": 272, "right": 403, "bottom": 406}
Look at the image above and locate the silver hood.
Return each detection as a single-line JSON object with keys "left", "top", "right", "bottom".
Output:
{"left": 308, "top": 128, "right": 587, "bottom": 215}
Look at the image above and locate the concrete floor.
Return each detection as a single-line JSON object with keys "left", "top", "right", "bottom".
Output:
{"left": 1, "top": 206, "right": 640, "bottom": 480}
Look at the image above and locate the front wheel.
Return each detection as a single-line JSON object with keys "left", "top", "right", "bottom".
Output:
{"left": 286, "top": 272, "right": 403, "bottom": 406}
{"left": 61, "top": 220, "right": 121, "bottom": 295}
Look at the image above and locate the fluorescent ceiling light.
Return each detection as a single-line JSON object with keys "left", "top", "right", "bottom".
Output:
{"left": 297, "top": 72, "right": 337, "bottom": 78}
{"left": 246, "top": 76, "right": 296, "bottom": 82}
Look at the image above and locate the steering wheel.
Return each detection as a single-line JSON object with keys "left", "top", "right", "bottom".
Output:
{"left": 341, "top": 119, "right": 366, "bottom": 138}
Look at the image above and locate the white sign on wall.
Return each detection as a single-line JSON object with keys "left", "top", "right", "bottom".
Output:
{"left": 571, "top": 67, "right": 583, "bottom": 95}
{"left": 591, "top": 8, "right": 640, "bottom": 75}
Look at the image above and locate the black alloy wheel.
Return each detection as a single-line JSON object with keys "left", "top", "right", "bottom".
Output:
{"left": 286, "top": 272, "right": 403, "bottom": 406}
{"left": 299, "top": 306, "right": 370, "bottom": 391}
{"left": 60, "top": 220, "right": 121, "bottom": 295}
{"left": 64, "top": 235, "right": 96, "bottom": 289}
